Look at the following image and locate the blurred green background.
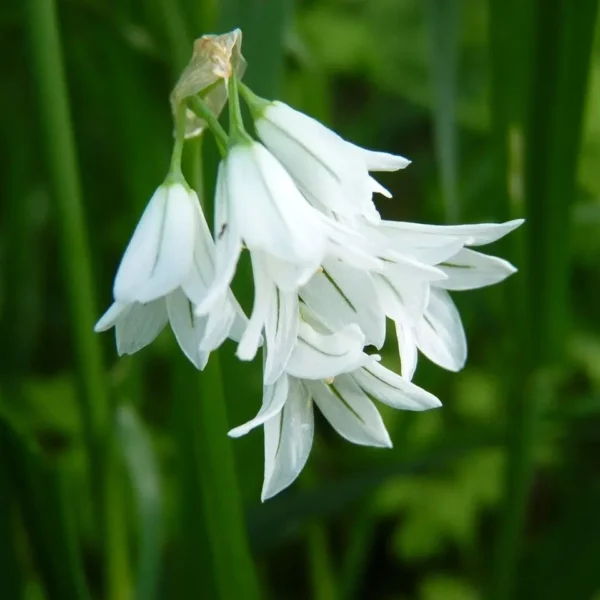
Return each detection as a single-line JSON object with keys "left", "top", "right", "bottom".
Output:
{"left": 2, "top": 0, "right": 600, "bottom": 598}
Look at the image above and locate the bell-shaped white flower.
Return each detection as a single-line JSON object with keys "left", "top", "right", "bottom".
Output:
{"left": 229, "top": 353, "right": 441, "bottom": 501}
{"left": 226, "top": 306, "right": 440, "bottom": 500}
{"left": 378, "top": 219, "right": 524, "bottom": 376}
{"left": 95, "top": 181, "right": 245, "bottom": 368}
{"left": 194, "top": 144, "right": 332, "bottom": 314}
{"left": 245, "top": 92, "right": 409, "bottom": 221}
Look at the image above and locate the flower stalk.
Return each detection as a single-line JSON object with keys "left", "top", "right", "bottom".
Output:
{"left": 25, "top": 0, "right": 130, "bottom": 596}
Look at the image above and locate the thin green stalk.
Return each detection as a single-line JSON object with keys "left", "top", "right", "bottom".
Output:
{"left": 156, "top": 0, "right": 193, "bottom": 71}
{"left": 228, "top": 74, "right": 252, "bottom": 144}
{"left": 427, "top": 0, "right": 461, "bottom": 223}
{"left": 196, "top": 356, "right": 262, "bottom": 600}
{"left": 187, "top": 96, "right": 228, "bottom": 156}
{"left": 490, "top": 0, "right": 599, "bottom": 597}
{"left": 307, "top": 521, "right": 339, "bottom": 600}
{"left": 25, "top": 0, "right": 128, "bottom": 597}
{"left": 176, "top": 112, "right": 260, "bottom": 600}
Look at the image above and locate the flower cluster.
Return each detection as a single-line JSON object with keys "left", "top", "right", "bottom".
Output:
{"left": 96, "top": 31, "right": 522, "bottom": 500}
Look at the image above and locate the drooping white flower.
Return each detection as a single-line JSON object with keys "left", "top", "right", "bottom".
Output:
{"left": 248, "top": 97, "right": 409, "bottom": 220}
{"left": 224, "top": 307, "right": 440, "bottom": 500}
{"left": 95, "top": 182, "right": 245, "bottom": 368}
{"left": 375, "top": 219, "right": 524, "bottom": 375}
{"left": 229, "top": 353, "right": 441, "bottom": 501}
{"left": 194, "top": 141, "right": 400, "bottom": 381}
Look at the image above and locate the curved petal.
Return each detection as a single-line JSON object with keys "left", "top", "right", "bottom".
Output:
{"left": 194, "top": 163, "right": 243, "bottom": 315}
{"left": 264, "top": 289, "right": 299, "bottom": 385}
{"left": 347, "top": 142, "right": 411, "bottom": 171}
{"left": 227, "top": 143, "right": 326, "bottom": 266}
{"left": 114, "top": 184, "right": 197, "bottom": 303}
{"left": 181, "top": 202, "right": 216, "bottom": 303}
{"left": 416, "top": 288, "right": 467, "bottom": 371}
{"left": 261, "top": 378, "right": 314, "bottom": 501}
{"left": 300, "top": 261, "right": 386, "bottom": 349}
{"left": 256, "top": 103, "right": 374, "bottom": 217}
{"left": 115, "top": 299, "right": 168, "bottom": 356}
{"left": 352, "top": 361, "right": 441, "bottom": 411}
{"left": 229, "top": 374, "right": 289, "bottom": 438}
{"left": 373, "top": 272, "right": 430, "bottom": 324}
{"left": 307, "top": 378, "right": 391, "bottom": 447}
{"left": 378, "top": 219, "right": 524, "bottom": 247}
{"left": 285, "top": 322, "right": 366, "bottom": 380}
{"left": 436, "top": 248, "right": 518, "bottom": 290}
{"left": 166, "top": 289, "right": 209, "bottom": 370}
{"left": 95, "top": 301, "right": 128, "bottom": 332}
{"left": 395, "top": 319, "right": 418, "bottom": 381}
{"left": 199, "top": 297, "right": 237, "bottom": 352}
{"left": 236, "top": 253, "right": 272, "bottom": 361}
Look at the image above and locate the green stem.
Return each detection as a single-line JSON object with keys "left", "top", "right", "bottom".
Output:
{"left": 187, "top": 96, "right": 228, "bottom": 156}
{"left": 25, "top": 0, "right": 128, "bottom": 596}
{"left": 307, "top": 521, "right": 339, "bottom": 600}
{"left": 238, "top": 82, "right": 271, "bottom": 120}
{"left": 196, "top": 356, "right": 262, "bottom": 600}
{"left": 168, "top": 103, "right": 188, "bottom": 181}
{"left": 228, "top": 74, "right": 252, "bottom": 145}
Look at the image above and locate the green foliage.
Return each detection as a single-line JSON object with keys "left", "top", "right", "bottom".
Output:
{"left": 2, "top": 0, "right": 600, "bottom": 598}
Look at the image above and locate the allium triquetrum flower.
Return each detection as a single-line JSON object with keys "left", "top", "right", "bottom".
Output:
{"left": 95, "top": 181, "right": 245, "bottom": 369}
{"left": 228, "top": 311, "right": 441, "bottom": 501}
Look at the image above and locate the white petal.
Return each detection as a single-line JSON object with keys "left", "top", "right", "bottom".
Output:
{"left": 347, "top": 142, "right": 411, "bottom": 171}
{"left": 436, "top": 248, "right": 518, "bottom": 290}
{"left": 166, "top": 289, "right": 209, "bottom": 370}
{"left": 307, "top": 378, "right": 391, "bottom": 447}
{"left": 373, "top": 272, "right": 430, "bottom": 324}
{"left": 369, "top": 177, "right": 392, "bottom": 198}
{"left": 229, "top": 374, "right": 289, "bottom": 438}
{"left": 324, "top": 218, "right": 385, "bottom": 272}
{"left": 257, "top": 103, "right": 374, "bottom": 217}
{"left": 264, "top": 289, "right": 299, "bottom": 385}
{"left": 194, "top": 163, "right": 243, "bottom": 315}
{"left": 261, "top": 378, "right": 314, "bottom": 501}
{"left": 180, "top": 202, "right": 216, "bottom": 303}
{"left": 352, "top": 361, "right": 441, "bottom": 411}
{"left": 395, "top": 320, "right": 418, "bottom": 380}
{"left": 300, "top": 261, "right": 386, "bottom": 349}
{"left": 225, "top": 293, "right": 249, "bottom": 343}
{"left": 379, "top": 219, "right": 524, "bottom": 247}
{"left": 285, "top": 322, "right": 366, "bottom": 380}
{"left": 114, "top": 184, "right": 197, "bottom": 303}
{"left": 199, "top": 296, "right": 237, "bottom": 352}
{"left": 227, "top": 143, "right": 326, "bottom": 266}
{"left": 115, "top": 299, "right": 168, "bottom": 355}
{"left": 236, "top": 253, "right": 272, "bottom": 362}
{"left": 95, "top": 301, "right": 128, "bottom": 332}
{"left": 261, "top": 253, "right": 317, "bottom": 292}
{"left": 371, "top": 222, "right": 466, "bottom": 265}
{"left": 416, "top": 288, "right": 467, "bottom": 371}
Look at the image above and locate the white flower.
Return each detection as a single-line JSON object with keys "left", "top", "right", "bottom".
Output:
{"left": 194, "top": 142, "right": 396, "bottom": 381}
{"left": 252, "top": 100, "right": 409, "bottom": 220}
{"left": 376, "top": 219, "right": 524, "bottom": 375}
{"left": 229, "top": 351, "right": 441, "bottom": 501}
{"left": 299, "top": 218, "right": 524, "bottom": 379}
{"left": 95, "top": 182, "right": 245, "bottom": 368}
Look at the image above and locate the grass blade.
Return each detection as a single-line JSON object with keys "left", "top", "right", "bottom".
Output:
{"left": 24, "top": 0, "right": 129, "bottom": 596}
{"left": 426, "top": 0, "right": 462, "bottom": 222}
{"left": 0, "top": 421, "right": 91, "bottom": 600}
{"left": 117, "top": 406, "right": 163, "bottom": 600}
{"left": 490, "top": 0, "right": 599, "bottom": 597}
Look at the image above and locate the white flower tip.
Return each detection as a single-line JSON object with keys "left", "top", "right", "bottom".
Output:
{"left": 94, "top": 302, "right": 126, "bottom": 332}
{"left": 227, "top": 425, "right": 249, "bottom": 439}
